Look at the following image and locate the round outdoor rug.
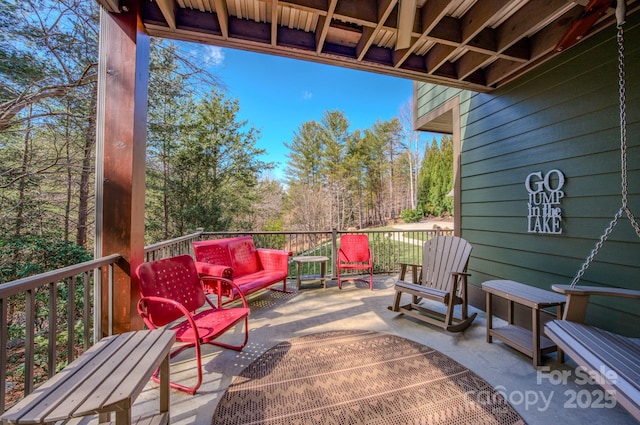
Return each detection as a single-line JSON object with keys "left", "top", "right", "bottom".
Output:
{"left": 212, "top": 330, "right": 525, "bottom": 425}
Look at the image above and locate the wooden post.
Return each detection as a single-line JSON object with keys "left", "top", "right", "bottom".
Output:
{"left": 95, "top": 3, "right": 149, "bottom": 333}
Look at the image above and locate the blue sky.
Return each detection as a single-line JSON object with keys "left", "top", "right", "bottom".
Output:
{"left": 193, "top": 44, "right": 418, "bottom": 180}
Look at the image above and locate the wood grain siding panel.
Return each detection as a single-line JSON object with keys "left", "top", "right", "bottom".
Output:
{"left": 416, "top": 11, "right": 640, "bottom": 336}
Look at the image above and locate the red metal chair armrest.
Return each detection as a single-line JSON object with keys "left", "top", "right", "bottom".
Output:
{"left": 256, "top": 249, "right": 292, "bottom": 271}
{"left": 200, "top": 275, "right": 249, "bottom": 308}
{"left": 138, "top": 295, "right": 201, "bottom": 338}
{"left": 195, "top": 262, "right": 233, "bottom": 279}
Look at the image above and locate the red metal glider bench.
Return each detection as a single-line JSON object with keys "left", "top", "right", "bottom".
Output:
{"left": 193, "top": 236, "right": 292, "bottom": 304}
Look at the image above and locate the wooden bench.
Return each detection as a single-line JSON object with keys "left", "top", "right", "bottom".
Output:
{"left": 1, "top": 329, "right": 175, "bottom": 425}
{"left": 544, "top": 285, "right": 640, "bottom": 422}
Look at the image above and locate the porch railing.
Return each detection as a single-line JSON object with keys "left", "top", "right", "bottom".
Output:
{"left": 0, "top": 227, "right": 450, "bottom": 412}
{"left": 201, "top": 228, "right": 453, "bottom": 278}
{"left": 0, "top": 254, "right": 121, "bottom": 412}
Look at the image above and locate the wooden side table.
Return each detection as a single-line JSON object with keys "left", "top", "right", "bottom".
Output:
{"left": 292, "top": 256, "right": 329, "bottom": 289}
{"left": 1, "top": 329, "right": 175, "bottom": 425}
{"left": 482, "top": 280, "right": 566, "bottom": 367}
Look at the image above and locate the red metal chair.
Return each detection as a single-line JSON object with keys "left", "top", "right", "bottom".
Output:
{"left": 336, "top": 234, "right": 374, "bottom": 290}
{"left": 135, "top": 254, "right": 249, "bottom": 395}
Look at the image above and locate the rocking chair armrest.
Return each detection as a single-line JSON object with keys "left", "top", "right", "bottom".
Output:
{"left": 200, "top": 275, "right": 249, "bottom": 309}
{"left": 450, "top": 271, "right": 471, "bottom": 278}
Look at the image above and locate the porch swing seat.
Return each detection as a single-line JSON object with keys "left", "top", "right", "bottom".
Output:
{"left": 542, "top": 3, "right": 640, "bottom": 420}
{"left": 544, "top": 285, "right": 640, "bottom": 421}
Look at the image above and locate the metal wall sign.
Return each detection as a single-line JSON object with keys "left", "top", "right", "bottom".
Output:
{"left": 525, "top": 169, "right": 565, "bottom": 234}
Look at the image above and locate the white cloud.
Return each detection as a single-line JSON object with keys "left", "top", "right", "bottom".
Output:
{"left": 203, "top": 46, "right": 225, "bottom": 66}
{"left": 302, "top": 90, "right": 313, "bottom": 100}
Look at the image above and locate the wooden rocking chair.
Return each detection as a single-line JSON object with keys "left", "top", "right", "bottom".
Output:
{"left": 388, "top": 235, "right": 477, "bottom": 332}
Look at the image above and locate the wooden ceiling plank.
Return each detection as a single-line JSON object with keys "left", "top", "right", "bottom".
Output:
{"left": 396, "top": 0, "right": 417, "bottom": 49}
{"left": 155, "top": 0, "right": 177, "bottom": 29}
{"left": 96, "top": 0, "right": 120, "bottom": 13}
{"left": 393, "top": 0, "right": 451, "bottom": 67}
{"left": 460, "top": 0, "right": 517, "bottom": 43}
{"left": 213, "top": 0, "right": 229, "bottom": 37}
{"left": 484, "top": 58, "right": 521, "bottom": 87}
{"left": 420, "top": 0, "right": 453, "bottom": 34}
{"left": 315, "top": 0, "right": 337, "bottom": 54}
{"left": 145, "top": 20, "right": 488, "bottom": 88}
{"left": 456, "top": 50, "right": 491, "bottom": 80}
{"left": 496, "top": 0, "right": 574, "bottom": 52}
{"left": 356, "top": 26, "right": 377, "bottom": 60}
{"left": 357, "top": 0, "right": 397, "bottom": 60}
{"left": 333, "top": 0, "right": 378, "bottom": 27}
{"left": 529, "top": 6, "right": 584, "bottom": 60}
{"left": 139, "top": 0, "right": 640, "bottom": 91}
{"left": 271, "top": 0, "right": 278, "bottom": 46}
{"left": 425, "top": 43, "right": 456, "bottom": 73}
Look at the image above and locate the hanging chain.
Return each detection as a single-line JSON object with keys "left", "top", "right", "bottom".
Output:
{"left": 570, "top": 20, "right": 640, "bottom": 287}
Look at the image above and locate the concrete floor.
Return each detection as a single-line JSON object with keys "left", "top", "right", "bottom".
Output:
{"left": 129, "top": 275, "right": 638, "bottom": 425}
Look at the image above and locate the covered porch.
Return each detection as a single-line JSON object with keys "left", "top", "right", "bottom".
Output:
{"left": 2, "top": 0, "right": 639, "bottom": 422}
{"left": 127, "top": 274, "right": 637, "bottom": 424}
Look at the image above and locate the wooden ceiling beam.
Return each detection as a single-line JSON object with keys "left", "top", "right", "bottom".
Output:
{"left": 333, "top": 0, "right": 378, "bottom": 27}
{"left": 396, "top": 0, "right": 417, "bottom": 49}
{"left": 460, "top": 0, "right": 520, "bottom": 44}
{"left": 315, "top": 0, "right": 337, "bottom": 54}
{"left": 271, "top": 0, "right": 278, "bottom": 46}
{"left": 485, "top": 5, "right": 584, "bottom": 87}
{"left": 393, "top": 0, "right": 451, "bottom": 67}
{"left": 426, "top": 43, "right": 456, "bottom": 73}
{"left": 495, "top": 0, "right": 574, "bottom": 53}
{"left": 456, "top": 51, "right": 492, "bottom": 80}
{"left": 156, "top": 0, "right": 177, "bottom": 29}
{"left": 357, "top": 0, "right": 397, "bottom": 60}
{"left": 211, "top": 0, "right": 228, "bottom": 38}
{"left": 133, "top": 0, "right": 640, "bottom": 91}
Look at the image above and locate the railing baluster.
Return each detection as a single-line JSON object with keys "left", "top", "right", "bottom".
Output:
{"left": 94, "top": 266, "right": 103, "bottom": 344}
{"left": 108, "top": 264, "right": 114, "bottom": 337}
{"left": 48, "top": 282, "right": 57, "bottom": 379}
{"left": 67, "top": 277, "right": 75, "bottom": 364}
{"left": 83, "top": 271, "right": 91, "bottom": 350}
{"left": 1, "top": 298, "right": 7, "bottom": 413}
{"left": 24, "top": 289, "right": 35, "bottom": 396}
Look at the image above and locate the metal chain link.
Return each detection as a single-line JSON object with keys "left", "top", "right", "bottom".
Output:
{"left": 570, "top": 23, "right": 640, "bottom": 287}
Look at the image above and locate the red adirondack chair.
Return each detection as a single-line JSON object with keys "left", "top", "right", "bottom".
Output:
{"left": 135, "top": 254, "right": 249, "bottom": 394}
{"left": 336, "top": 234, "right": 374, "bottom": 290}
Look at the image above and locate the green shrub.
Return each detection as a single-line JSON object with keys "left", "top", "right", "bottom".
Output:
{"left": 401, "top": 207, "right": 424, "bottom": 223}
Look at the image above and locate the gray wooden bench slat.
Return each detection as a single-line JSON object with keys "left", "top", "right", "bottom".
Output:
{"left": 394, "top": 280, "right": 447, "bottom": 299}
{"left": 77, "top": 331, "right": 173, "bottom": 413}
{"left": 1, "top": 330, "right": 175, "bottom": 425}
{"left": 2, "top": 334, "right": 135, "bottom": 423}
{"left": 41, "top": 331, "right": 151, "bottom": 421}
{"left": 546, "top": 320, "right": 640, "bottom": 421}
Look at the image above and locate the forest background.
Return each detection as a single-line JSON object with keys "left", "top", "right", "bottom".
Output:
{"left": 0, "top": 0, "right": 453, "bottom": 283}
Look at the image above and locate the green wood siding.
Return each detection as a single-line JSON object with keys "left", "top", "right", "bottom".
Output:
{"left": 416, "top": 13, "right": 640, "bottom": 337}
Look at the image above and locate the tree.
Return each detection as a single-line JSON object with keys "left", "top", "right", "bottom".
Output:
{"left": 168, "top": 89, "right": 270, "bottom": 233}
{"left": 417, "top": 134, "right": 453, "bottom": 216}
{"left": 0, "top": 0, "right": 100, "bottom": 280}
{"left": 398, "top": 99, "right": 424, "bottom": 210}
